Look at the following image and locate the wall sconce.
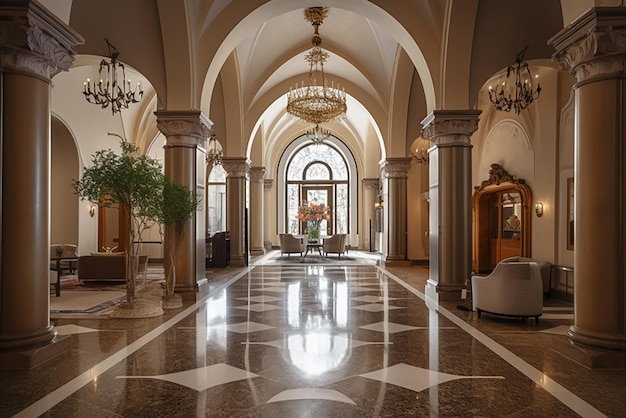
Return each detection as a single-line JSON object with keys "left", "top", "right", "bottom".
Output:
{"left": 535, "top": 202, "right": 543, "bottom": 217}
{"left": 88, "top": 203, "right": 96, "bottom": 217}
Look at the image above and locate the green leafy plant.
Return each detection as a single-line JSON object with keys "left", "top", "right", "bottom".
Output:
{"left": 73, "top": 137, "right": 164, "bottom": 303}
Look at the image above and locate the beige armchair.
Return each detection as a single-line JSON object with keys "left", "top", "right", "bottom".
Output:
{"left": 279, "top": 234, "right": 306, "bottom": 256}
{"left": 500, "top": 256, "right": 551, "bottom": 293}
{"left": 323, "top": 234, "right": 347, "bottom": 257}
{"left": 472, "top": 260, "right": 543, "bottom": 322}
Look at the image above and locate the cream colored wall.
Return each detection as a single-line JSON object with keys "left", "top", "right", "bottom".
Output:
{"left": 51, "top": 118, "right": 79, "bottom": 246}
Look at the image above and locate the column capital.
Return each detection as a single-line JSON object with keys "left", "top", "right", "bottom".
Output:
{"left": 249, "top": 166, "right": 266, "bottom": 183}
{"left": 550, "top": 8, "right": 626, "bottom": 83}
{"left": 0, "top": 1, "right": 83, "bottom": 79}
{"left": 264, "top": 178, "right": 274, "bottom": 191}
{"left": 421, "top": 110, "right": 481, "bottom": 147}
{"left": 155, "top": 111, "right": 213, "bottom": 147}
{"left": 380, "top": 157, "right": 412, "bottom": 179}
{"left": 221, "top": 157, "right": 250, "bottom": 178}
{"left": 362, "top": 178, "right": 380, "bottom": 190}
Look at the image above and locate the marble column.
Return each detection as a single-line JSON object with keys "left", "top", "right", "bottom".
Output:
{"left": 0, "top": 2, "right": 82, "bottom": 368}
{"left": 264, "top": 178, "right": 274, "bottom": 248}
{"left": 380, "top": 158, "right": 412, "bottom": 265}
{"left": 155, "top": 111, "right": 211, "bottom": 294}
{"left": 221, "top": 157, "right": 250, "bottom": 267}
{"left": 362, "top": 178, "right": 379, "bottom": 251}
{"left": 422, "top": 110, "right": 480, "bottom": 301}
{"left": 550, "top": 7, "right": 626, "bottom": 368}
{"left": 249, "top": 166, "right": 266, "bottom": 256}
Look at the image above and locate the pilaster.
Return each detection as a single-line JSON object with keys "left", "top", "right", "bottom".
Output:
{"left": 362, "top": 178, "right": 379, "bottom": 252}
{"left": 249, "top": 166, "right": 266, "bottom": 256}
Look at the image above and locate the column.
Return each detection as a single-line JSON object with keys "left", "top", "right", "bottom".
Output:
{"left": 380, "top": 158, "right": 412, "bottom": 265}
{"left": 550, "top": 7, "right": 626, "bottom": 368}
{"left": 362, "top": 178, "right": 379, "bottom": 251}
{"left": 155, "top": 111, "right": 211, "bottom": 294}
{"left": 422, "top": 110, "right": 480, "bottom": 301}
{"left": 0, "top": 2, "right": 82, "bottom": 368}
{"left": 221, "top": 157, "right": 250, "bottom": 267}
{"left": 264, "top": 178, "right": 274, "bottom": 249}
{"left": 249, "top": 166, "right": 265, "bottom": 255}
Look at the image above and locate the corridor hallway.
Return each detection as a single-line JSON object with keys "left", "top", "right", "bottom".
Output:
{"left": 2, "top": 254, "right": 624, "bottom": 417}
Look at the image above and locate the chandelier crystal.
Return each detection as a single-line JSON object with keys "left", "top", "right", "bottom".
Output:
{"left": 488, "top": 47, "right": 541, "bottom": 114}
{"left": 306, "top": 123, "right": 331, "bottom": 144}
{"left": 286, "top": 7, "right": 347, "bottom": 129}
{"left": 83, "top": 39, "right": 144, "bottom": 114}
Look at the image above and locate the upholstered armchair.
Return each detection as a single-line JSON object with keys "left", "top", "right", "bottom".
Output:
{"left": 472, "top": 260, "right": 543, "bottom": 322}
{"left": 500, "top": 256, "right": 551, "bottom": 293}
{"left": 279, "top": 234, "right": 306, "bottom": 256}
{"left": 323, "top": 234, "right": 347, "bottom": 257}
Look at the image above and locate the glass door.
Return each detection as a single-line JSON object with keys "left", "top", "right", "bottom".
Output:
{"left": 302, "top": 186, "right": 333, "bottom": 235}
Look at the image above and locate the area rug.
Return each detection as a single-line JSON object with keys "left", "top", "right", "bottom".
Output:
{"left": 50, "top": 290, "right": 126, "bottom": 314}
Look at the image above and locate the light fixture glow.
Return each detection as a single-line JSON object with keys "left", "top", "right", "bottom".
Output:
{"left": 535, "top": 202, "right": 543, "bottom": 217}
{"left": 488, "top": 47, "right": 541, "bottom": 114}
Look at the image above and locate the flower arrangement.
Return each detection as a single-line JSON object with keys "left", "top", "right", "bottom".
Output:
{"left": 297, "top": 202, "right": 331, "bottom": 240}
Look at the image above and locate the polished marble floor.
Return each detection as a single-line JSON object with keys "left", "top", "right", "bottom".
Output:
{"left": 2, "top": 252, "right": 625, "bottom": 417}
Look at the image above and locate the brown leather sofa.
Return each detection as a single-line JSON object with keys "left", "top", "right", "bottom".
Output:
{"left": 77, "top": 253, "right": 128, "bottom": 281}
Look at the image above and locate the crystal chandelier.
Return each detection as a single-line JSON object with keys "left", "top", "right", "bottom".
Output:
{"left": 488, "top": 47, "right": 541, "bottom": 114}
{"left": 83, "top": 39, "right": 144, "bottom": 114}
{"left": 306, "top": 123, "right": 331, "bottom": 144}
{"left": 286, "top": 7, "right": 347, "bottom": 139}
{"left": 206, "top": 134, "right": 223, "bottom": 167}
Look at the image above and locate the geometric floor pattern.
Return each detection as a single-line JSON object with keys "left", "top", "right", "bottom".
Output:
{"left": 7, "top": 261, "right": 616, "bottom": 417}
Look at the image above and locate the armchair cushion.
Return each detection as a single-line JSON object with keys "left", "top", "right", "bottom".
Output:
{"left": 500, "top": 256, "right": 551, "bottom": 293}
{"left": 472, "top": 260, "right": 543, "bottom": 321}
{"left": 279, "top": 234, "right": 306, "bottom": 256}
{"left": 323, "top": 234, "right": 347, "bottom": 257}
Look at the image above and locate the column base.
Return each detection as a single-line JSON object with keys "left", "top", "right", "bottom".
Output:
{"left": 381, "top": 256, "right": 411, "bottom": 267}
{"left": 229, "top": 256, "right": 248, "bottom": 267}
{"left": 0, "top": 335, "right": 71, "bottom": 369}
{"left": 250, "top": 247, "right": 265, "bottom": 256}
{"left": 176, "top": 278, "right": 208, "bottom": 301}
{"left": 552, "top": 335, "right": 626, "bottom": 370}
{"left": 426, "top": 279, "right": 464, "bottom": 302}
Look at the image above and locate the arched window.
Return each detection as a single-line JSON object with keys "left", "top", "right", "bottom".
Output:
{"left": 207, "top": 164, "right": 226, "bottom": 235}
{"left": 285, "top": 143, "right": 349, "bottom": 235}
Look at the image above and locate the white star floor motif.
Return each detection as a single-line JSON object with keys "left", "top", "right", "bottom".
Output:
{"left": 359, "top": 322, "right": 422, "bottom": 333}
{"left": 353, "top": 303, "right": 403, "bottom": 312}
{"left": 217, "top": 321, "right": 275, "bottom": 333}
{"left": 359, "top": 363, "right": 504, "bottom": 393}
{"left": 266, "top": 388, "right": 356, "bottom": 405}
{"left": 116, "top": 363, "right": 259, "bottom": 392}
{"left": 540, "top": 325, "right": 570, "bottom": 335}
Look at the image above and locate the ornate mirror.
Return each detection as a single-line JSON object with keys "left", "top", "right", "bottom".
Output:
{"left": 472, "top": 164, "right": 532, "bottom": 273}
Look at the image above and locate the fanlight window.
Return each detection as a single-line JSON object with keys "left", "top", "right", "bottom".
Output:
{"left": 286, "top": 143, "right": 349, "bottom": 235}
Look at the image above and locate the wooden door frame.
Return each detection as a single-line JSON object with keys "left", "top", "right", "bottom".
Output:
{"left": 472, "top": 164, "right": 532, "bottom": 273}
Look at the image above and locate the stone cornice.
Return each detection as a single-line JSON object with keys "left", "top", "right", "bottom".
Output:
{"left": 0, "top": 2, "right": 83, "bottom": 79}
{"left": 550, "top": 8, "right": 626, "bottom": 82}
{"left": 221, "top": 157, "right": 250, "bottom": 178}
{"left": 421, "top": 110, "right": 481, "bottom": 147}
{"left": 155, "top": 111, "right": 213, "bottom": 147}
{"left": 380, "top": 157, "right": 412, "bottom": 179}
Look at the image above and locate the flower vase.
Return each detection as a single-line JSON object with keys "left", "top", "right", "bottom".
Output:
{"left": 308, "top": 222, "right": 320, "bottom": 243}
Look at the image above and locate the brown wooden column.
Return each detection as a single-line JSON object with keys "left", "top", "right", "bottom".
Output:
{"left": 550, "top": 7, "right": 626, "bottom": 368}
{"left": 0, "top": 2, "right": 82, "bottom": 368}
{"left": 422, "top": 110, "right": 480, "bottom": 301}
{"left": 380, "top": 158, "right": 412, "bottom": 265}
{"left": 221, "top": 157, "right": 250, "bottom": 267}
{"left": 155, "top": 111, "right": 211, "bottom": 294}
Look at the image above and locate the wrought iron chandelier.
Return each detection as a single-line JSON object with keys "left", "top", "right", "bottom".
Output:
{"left": 83, "top": 39, "right": 144, "bottom": 114}
{"left": 286, "top": 7, "right": 347, "bottom": 142}
{"left": 206, "top": 133, "right": 223, "bottom": 167}
{"left": 488, "top": 47, "right": 541, "bottom": 114}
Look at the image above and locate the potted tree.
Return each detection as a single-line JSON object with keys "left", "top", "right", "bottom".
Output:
{"left": 73, "top": 137, "right": 164, "bottom": 317}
